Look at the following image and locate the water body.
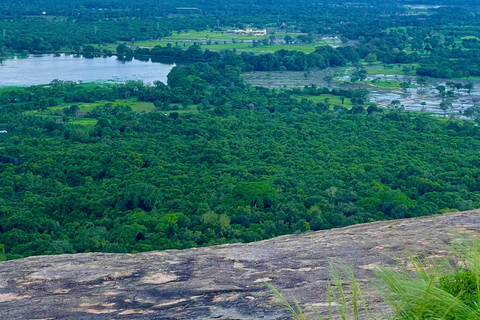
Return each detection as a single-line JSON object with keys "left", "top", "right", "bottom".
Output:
{"left": 0, "top": 54, "right": 176, "bottom": 87}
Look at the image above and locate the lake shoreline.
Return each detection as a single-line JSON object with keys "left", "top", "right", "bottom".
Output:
{"left": 0, "top": 53, "right": 176, "bottom": 87}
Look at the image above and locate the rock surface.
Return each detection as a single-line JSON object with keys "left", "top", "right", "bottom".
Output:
{"left": 1, "top": 211, "right": 480, "bottom": 320}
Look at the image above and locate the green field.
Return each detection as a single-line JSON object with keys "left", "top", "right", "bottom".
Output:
{"left": 201, "top": 42, "right": 317, "bottom": 53}
{"left": 69, "top": 118, "right": 98, "bottom": 126}
{"left": 168, "top": 104, "right": 199, "bottom": 114}
{"left": 4, "top": 83, "right": 200, "bottom": 127}
{"left": 134, "top": 40, "right": 318, "bottom": 54}
{"left": 41, "top": 99, "right": 156, "bottom": 114}
{"left": 291, "top": 94, "right": 353, "bottom": 108}
{"left": 366, "top": 67, "right": 409, "bottom": 76}
{"left": 0, "top": 86, "right": 21, "bottom": 93}
{"left": 132, "top": 29, "right": 335, "bottom": 54}
{"left": 24, "top": 99, "right": 199, "bottom": 126}
{"left": 164, "top": 30, "right": 308, "bottom": 41}
{"left": 24, "top": 99, "right": 157, "bottom": 126}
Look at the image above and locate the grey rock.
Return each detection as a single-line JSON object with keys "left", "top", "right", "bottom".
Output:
{"left": 1, "top": 211, "right": 479, "bottom": 320}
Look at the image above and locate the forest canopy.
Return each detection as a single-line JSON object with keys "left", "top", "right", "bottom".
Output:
{"left": 1, "top": 0, "right": 480, "bottom": 260}
{"left": 1, "top": 67, "right": 480, "bottom": 259}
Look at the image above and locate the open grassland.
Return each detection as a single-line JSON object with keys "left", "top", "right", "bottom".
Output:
{"left": 24, "top": 99, "right": 198, "bottom": 126}
{"left": 0, "top": 86, "right": 22, "bottom": 93}
{"left": 4, "top": 83, "right": 199, "bottom": 127}
{"left": 134, "top": 40, "right": 318, "bottom": 54}
{"left": 168, "top": 104, "right": 199, "bottom": 114}
{"left": 291, "top": 94, "right": 353, "bottom": 108}
{"left": 69, "top": 118, "right": 98, "bottom": 126}
{"left": 201, "top": 42, "right": 317, "bottom": 53}
{"left": 133, "top": 29, "right": 337, "bottom": 54}
{"left": 164, "top": 30, "right": 308, "bottom": 41}
{"left": 36, "top": 99, "right": 157, "bottom": 114}
{"left": 158, "top": 30, "right": 307, "bottom": 41}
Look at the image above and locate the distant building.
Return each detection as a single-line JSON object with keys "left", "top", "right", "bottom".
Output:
{"left": 227, "top": 29, "right": 267, "bottom": 36}
{"left": 0, "top": 130, "right": 7, "bottom": 133}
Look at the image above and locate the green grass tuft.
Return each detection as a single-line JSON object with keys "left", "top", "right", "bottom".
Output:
{"left": 269, "top": 236, "right": 480, "bottom": 320}
{"left": 267, "top": 263, "right": 373, "bottom": 320}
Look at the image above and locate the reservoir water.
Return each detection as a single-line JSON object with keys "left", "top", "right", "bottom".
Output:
{"left": 0, "top": 54, "right": 176, "bottom": 87}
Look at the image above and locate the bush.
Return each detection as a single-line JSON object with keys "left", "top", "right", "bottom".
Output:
{"left": 439, "top": 270, "right": 479, "bottom": 311}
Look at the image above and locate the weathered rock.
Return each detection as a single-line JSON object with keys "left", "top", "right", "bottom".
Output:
{"left": 1, "top": 211, "right": 479, "bottom": 320}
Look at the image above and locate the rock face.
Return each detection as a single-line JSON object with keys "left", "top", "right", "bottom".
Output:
{"left": 1, "top": 211, "right": 479, "bottom": 320}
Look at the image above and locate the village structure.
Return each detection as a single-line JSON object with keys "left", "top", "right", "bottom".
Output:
{"left": 225, "top": 28, "right": 267, "bottom": 36}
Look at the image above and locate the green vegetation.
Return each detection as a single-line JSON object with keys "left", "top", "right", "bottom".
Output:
{"left": 267, "top": 264, "right": 369, "bottom": 320}
{"left": 23, "top": 97, "right": 159, "bottom": 125}
{"left": 377, "top": 237, "right": 480, "bottom": 320}
{"left": 3, "top": 1, "right": 480, "bottom": 78}
{"left": 366, "top": 68, "right": 406, "bottom": 76}
{"left": 1, "top": 59, "right": 480, "bottom": 260}
{"left": 137, "top": 31, "right": 310, "bottom": 43}
{"left": 368, "top": 80, "right": 417, "bottom": 89}
{"left": 291, "top": 94, "right": 353, "bottom": 108}
{"left": 69, "top": 118, "right": 98, "bottom": 126}
{"left": 270, "top": 236, "right": 480, "bottom": 320}
{"left": 134, "top": 30, "right": 323, "bottom": 54}
{"left": 2, "top": 0, "right": 480, "bottom": 263}
{"left": 201, "top": 43, "right": 316, "bottom": 54}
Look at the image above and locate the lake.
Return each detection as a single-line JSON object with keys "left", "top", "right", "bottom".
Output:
{"left": 0, "top": 54, "right": 176, "bottom": 87}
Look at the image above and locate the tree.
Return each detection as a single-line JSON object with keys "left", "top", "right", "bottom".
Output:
{"left": 464, "top": 82, "right": 474, "bottom": 94}
{"left": 417, "top": 77, "right": 430, "bottom": 88}
{"left": 439, "top": 101, "right": 452, "bottom": 117}
{"left": 454, "top": 83, "right": 463, "bottom": 92}
{"left": 351, "top": 69, "right": 367, "bottom": 82}
{"left": 446, "top": 81, "right": 456, "bottom": 90}
{"left": 389, "top": 100, "right": 401, "bottom": 109}
{"left": 364, "top": 53, "right": 377, "bottom": 65}
{"left": 153, "top": 100, "right": 164, "bottom": 109}
{"left": 232, "top": 182, "right": 277, "bottom": 209}
{"left": 69, "top": 105, "right": 79, "bottom": 117}
{"left": 420, "top": 101, "right": 427, "bottom": 112}
{"left": 400, "top": 82, "right": 410, "bottom": 93}
{"left": 284, "top": 35, "right": 293, "bottom": 44}
{"left": 48, "top": 98, "right": 57, "bottom": 106}
{"left": 323, "top": 75, "right": 334, "bottom": 86}
{"left": 464, "top": 103, "right": 480, "bottom": 122}
{"left": 402, "top": 66, "right": 414, "bottom": 75}
{"left": 269, "top": 35, "right": 276, "bottom": 45}
{"left": 116, "top": 43, "right": 128, "bottom": 55}
{"left": 351, "top": 88, "right": 369, "bottom": 104}
{"left": 367, "top": 104, "right": 380, "bottom": 115}
{"left": 436, "top": 85, "right": 446, "bottom": 94}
